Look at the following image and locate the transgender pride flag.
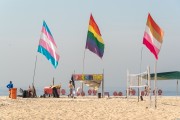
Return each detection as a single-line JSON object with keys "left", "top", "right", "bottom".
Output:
{"left": 143, "top": 13, "right": 164, "bottom": 60}
{"left": 38, "top": 21, "right": 60, "bottom": 68}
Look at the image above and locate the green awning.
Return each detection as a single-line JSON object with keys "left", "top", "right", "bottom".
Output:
{"left": 150, "top": 71, "right": 180, "bottom": 80}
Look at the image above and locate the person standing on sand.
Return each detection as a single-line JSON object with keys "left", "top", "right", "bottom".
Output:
{"left": 68, "top": 80, "right": 73, "bottom": 98}
{"left": 6, "top": 81, "right": 13, "bottom": 97}
{"left": 71, "top": 75, "right": 76, "bottom": 97}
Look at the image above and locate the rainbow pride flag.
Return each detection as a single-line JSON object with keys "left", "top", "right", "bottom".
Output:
{"left": 143, "top": 13, "right": 164, "bottom": 60}
{"left": 38, "top": 21, "right": 60, "bottom": 68}
{"left": 86, "top": 14, "right": 104, "bottom": 58}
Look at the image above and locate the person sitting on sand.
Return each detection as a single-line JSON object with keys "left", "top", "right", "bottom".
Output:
{"left": 28, "top": 85, "right": 33, "bottom": 97}
{"left": 51, "top": 85, "right": 61, "bottom": 98}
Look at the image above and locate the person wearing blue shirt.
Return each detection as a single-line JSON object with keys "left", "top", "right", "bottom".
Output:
{"left": 7, "top": 81, "right": 13, "bottom": 89}
{"left": 6, "top": 81, "right": 13, "bottom": 97}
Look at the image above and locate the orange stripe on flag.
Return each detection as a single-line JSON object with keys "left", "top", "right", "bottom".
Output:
{"left": 147, "top": 13, "right": 164, "bottom": 42}
{"left": 89, "top": 14, "right": 101, "bottom": 36}
{"left": 146, "top": 21, "right": 163, "bottom": 43}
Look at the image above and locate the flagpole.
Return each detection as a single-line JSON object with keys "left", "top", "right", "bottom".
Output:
{"left": 74, "top": 70, "right": 75, "bottom": 91}
{"left": 102, "top": 69, "right": 104, "bottom": 98}
{"left": 177, "top": 80, "right": 178, "bottom": 98}
{"left": 53, "top": 77, "right": 54, "bottom": 85}
{"left": 138, "top": 47, "right": 143, "bottom": 102}
{"left": 154, "top": 60, "right": 157, "bottom": 109}
{"left": 33, "top": 55, "right": 38, "bottom": 86}
{"left": 147, "top": 66, "right": 151, "bottom": 108}
{"left": 82, "top": 49, "right": 86, "bottom": 94}
{"left": 83, "top": 49, "right": 86, "bottom": 73}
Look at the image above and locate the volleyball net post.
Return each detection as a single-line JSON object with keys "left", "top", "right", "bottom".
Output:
{"left": 127, "top": 66, "right": 150, "bottom": 104}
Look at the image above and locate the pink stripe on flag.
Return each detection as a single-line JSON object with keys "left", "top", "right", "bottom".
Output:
{"left": 143, "top": 32, "right": 160, "bottom": 54}
{"left": 143, "top": 37, "right": 159, "bottom": 60}
{"left": 39, "top": 39, "right": 60, "bottom": 61}
{"left": 41, "top": 27, "right": 57, "bottom": 47}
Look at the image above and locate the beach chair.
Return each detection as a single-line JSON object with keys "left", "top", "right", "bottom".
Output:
{"left": 118, "top": 92, "right": 123, "bottom": 96}
{"left": 113, "top": 91, "right": 118, "bottom": 96}
{"left": 130, "top": 89, "right": 136, "bottom": 96}
{"left": 93, "top": 90, "right": 97, "bottom": 96}
{"left": 158, "top": 89, "right": 162, "bottom": 96}
{"left": 81, "top": 91, "right": 85, "bottom": 96}
{"left": 61, "top": 89, "right": 66, "bottom": 95}
{"left": 76, "top": 92, "right": 81, "bottom": 96}
{"left": 141, "top": 91, "right": 145, "bottom": 96}
{"left": 88, "top": 89, "right": 92, "bottom": 95}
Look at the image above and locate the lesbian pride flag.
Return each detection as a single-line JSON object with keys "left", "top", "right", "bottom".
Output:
{"left": 38, "top": 21, "right": 59, "bottom": 68}
{"left": 143, "top": 13, "right": 164, "bottom": 60}
{"left": 86, "top": 14, "right": 104, "bottom": 58}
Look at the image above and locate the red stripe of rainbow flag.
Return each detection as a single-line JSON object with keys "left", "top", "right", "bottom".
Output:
{"left": 143, "top": 13, "right": 164, "bottom": 60}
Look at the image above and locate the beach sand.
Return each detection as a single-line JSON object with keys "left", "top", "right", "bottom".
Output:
{"left": 0, "top": 96, "right": 180, "bottom": 120}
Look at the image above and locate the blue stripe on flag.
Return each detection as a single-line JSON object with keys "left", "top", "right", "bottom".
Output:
{"left": 38, "top": 45, "right": 58, "bottom": 68}
{"left": 43, "top": 21, "right": 53, "bottom": 37}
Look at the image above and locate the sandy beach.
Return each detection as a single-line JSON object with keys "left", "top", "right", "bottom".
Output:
{"left": 0, "top": 96, "right": 180, "bottom": 120}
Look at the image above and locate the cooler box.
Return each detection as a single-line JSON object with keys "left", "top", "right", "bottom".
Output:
{"left": 44, "top": 87, "right": 53, "bottom": 94}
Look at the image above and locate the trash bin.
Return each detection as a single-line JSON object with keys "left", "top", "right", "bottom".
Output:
{"left": 23, "top": 90, "right": 28, "bottom": 98}
{"left": 11, "top": 88, "right": 17, "bottom": 99}
{"left": 98, "top": 93, "right": 101, "bottom": 98}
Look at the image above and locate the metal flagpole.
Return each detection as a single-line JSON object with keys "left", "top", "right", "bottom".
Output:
{"left": 147, "top": 66, "right": 151, "bottom": 107}
{"left": 126, "top": 70, "right": 129, "bottom": 98}
{"left": 154, "top": 60, "right": 157, "bottom": 109}
{"left": 83, "top": 49, "right": 86, "bottom": 73}
{"left": 33, "top": 55, "right": 38, "bottom": 86}
{"left": 32, "top": 54, "right": 38, "bottom": 97}
{"left": 138, "top": 75, "right": 140, "bottom": 102}
{"left": 139, "top": 47, "right": 143, "bottom": 102}
{"left": 82, "top": 49, "right": 86, "bottom": 94}
{"left": 102, "top": 69, "right": 104, "bottom": 98}
{"left": 53, "top": 77, "right": 54, "bottom": 85}
{"left": 177, "top": 80, "right": 178, "bottom": 97}
{"left": 74, "top": 70, "right": 76, "bottom": 92}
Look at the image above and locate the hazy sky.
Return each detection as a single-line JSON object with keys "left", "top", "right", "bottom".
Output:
{"left": 0, "top": 0, "right": 180, "bottom": 93}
